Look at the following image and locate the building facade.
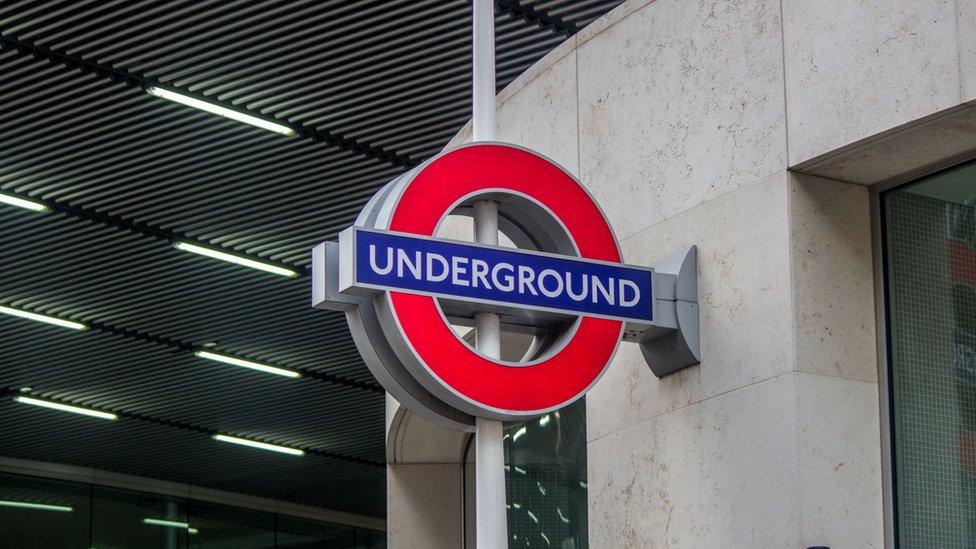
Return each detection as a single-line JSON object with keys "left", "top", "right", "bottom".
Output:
{"left": 387, "top": 0, "right": 976, "bottom": 547}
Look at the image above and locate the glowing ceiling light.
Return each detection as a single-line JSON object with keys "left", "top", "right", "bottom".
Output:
{"left": 556, "top": 507, "right": 571, "bottom": 524}
{"left": 143, "top": 518, "right": 190, "bottom": 529}
{"left": 0, "top": 500, "right": 72, "bottom": 512}
{"left": 173, "top": 242, "right": 297, "bottom": 278}
{"left": 195, "top": 351, "right": 301, "bottom": 379}
{"left": 527, "top": 510, "right": 539, "bottom": 523}
{"left": 0, "top": 192, "right": 47, "bottom": 212}
{"left": 0, "top": 305, "right": 86, "bottom": 330}
{"left": 540, "top": 532, "right": 551, "bottom": 545}
{"left": 538, "top": 414, "right": 550, "bottom": 426}
{"left": 212, "top": 434, "right": 304, "bottom": 456}
{"left": 146, "top": 87, "right": 296, "bottom": 136}
{"left": 14, "top": 396, "right": 117, "bottom": 421}
{"left": 512, "top": 426, "right": 527, "bottom": 441}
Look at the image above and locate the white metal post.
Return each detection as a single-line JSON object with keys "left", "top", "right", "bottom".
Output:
{"left": 472, "top": 0, "right": 496, "bottom": 142}
{"left": 474, "top": 200, "right": 506, "bottom": 549}
{"left": 472, "top": 1, "right": 506, "bottom": 547}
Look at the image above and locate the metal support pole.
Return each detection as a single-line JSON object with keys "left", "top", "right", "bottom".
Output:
{"left": 474, "top": 199, "right": 506, "bottom": 549}
{"left": 472, "top": 0, "right": 496, "bottom": 142}
{"left": 473, "top": 3, "right": 505, "bottom": 545}
{"left": 164, "top": 501, "right": 178, "bottom": 549}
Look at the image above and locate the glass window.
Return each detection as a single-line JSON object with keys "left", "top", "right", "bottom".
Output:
{"left": 187, "top": 500, "right": 275, "bottom": 548}
{"left": 0, "top": 472, "right": 91, "bottom": 548}
{"left": 505, "top": 398, "right": 587, "bottom": 549}
{"left": 276, "top": 515, "right": 355, "bottom": 547}
{"left": 353, "top": 526, "right": 387, "bottom": 549}
{"left": 0, "top": 472, "right": 383, "bottom": 548}
{"left": 92, "top": 485, "right": 190, "bottom": 549}
{"left": 884, "top": 160, "right": 976, "bottom": 547}
{"left": 464, "top": 398, "right": 588, "bottom": 548}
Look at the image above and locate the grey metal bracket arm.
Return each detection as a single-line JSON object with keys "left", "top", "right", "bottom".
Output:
{"left": 622, "top": 246, "right": 700, "bottom": 377}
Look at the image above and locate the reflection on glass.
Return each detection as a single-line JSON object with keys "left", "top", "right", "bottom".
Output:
{"left": 464, "top": 398, "right": 588, "bottom": 548}
{"left": 276, "top": 514, "right": 355, "bottom": 547}
{"left": 0, "top": 472, "right": 384, "bottom": 548}
{"left": 186, "top": 500, "right": 274, "bottom": 548}
{"left": 0, "top": 473, "right": 90, "bottom": 548}
{"left": 92, "top": 485, "right": 190, "bottom": 549}
{"left": 354, "top": 527, "right": 388, "bottom": 549}
{"left": 505, "top": 399, "right": 587, "bottom": 549}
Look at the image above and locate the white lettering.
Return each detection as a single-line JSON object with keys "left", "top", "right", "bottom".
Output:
{"left": 566, "top": 272, "right": 588, "bottom": 301}
{"left": 517, "top": 265, "right": 538, "bottom": 295}
{"left": 368, "top": 240, "right": 638, "bottom": 315}
{"left": 426, "top": 253, "right": 449, "bottom": 282}
{"left": 369, "top": 245, "right": 393, "bottom": 275}
{"left": 618, "top": 279, "right": 640, "bottom": 307}
{"left": 591, "top": 275, "right": 615, "bottom": 305}
{"left": 537, "top": 269, "right": 564, "bottom": 298}
{"left": 492, "top": 263, "right": 515, "bottom": 291}
{"left": 471, "top": 259, "right": 490, "bottom": 289}
{"left": 451, "top": 256, "right": 470, "bottom": 286}
{"left": 397, "top": 249, "right": 422, "bottom": 279}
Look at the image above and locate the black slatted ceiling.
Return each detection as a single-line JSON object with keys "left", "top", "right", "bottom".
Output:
{"left": 0, "top": 0, "right": 622, "bottom": 518}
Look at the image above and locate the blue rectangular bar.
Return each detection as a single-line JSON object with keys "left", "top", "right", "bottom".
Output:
{"left": 351, "top": 229, "right": 653, "bottom": 323}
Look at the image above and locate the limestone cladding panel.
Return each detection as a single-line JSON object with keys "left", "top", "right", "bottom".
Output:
{"left": 782, "top": 0, "right": 962, "bottom": 164}
{"left": 960, "top": 0, "right": 976, "bottom": 102}
{"left": 587, "top": 374, "right": 801, "bottom": 548}
{"left": 387, "top": 464, "right": 462, "bottom": 549}
{"left": 795, "top": 372, "right": 883, "bottom": 548}
{"left": 496, "top": 49, "right": 580, "bottom": 175}
{"left": 789, "top": 173, "right": 877, "bottom": 382}
{"left": 588, "top": 171, "right": 793, "bottom": 442}
{"left": 576, "top": 0, "right": 787, "bottom": 240}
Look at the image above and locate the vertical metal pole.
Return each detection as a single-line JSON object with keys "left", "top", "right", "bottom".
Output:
{"left": 472, "top": 2, "right": 506, "bottom": 548}
{"left": 474, "top": 199, "right": 506, "bottom": 549}
{"left": 472, "top": 0, "right": 496, "bottom": 142}
{"left": 164, "top": 501, "right": 178, "bottom": 549}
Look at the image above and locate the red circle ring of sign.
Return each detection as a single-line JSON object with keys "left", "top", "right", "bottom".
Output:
{"left": 387, "top": 143, "right": 625, "bottom": 414}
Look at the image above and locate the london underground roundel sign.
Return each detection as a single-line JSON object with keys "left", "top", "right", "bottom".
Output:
{"left": 313, "top": 143, "right": 698, "bottom": 429}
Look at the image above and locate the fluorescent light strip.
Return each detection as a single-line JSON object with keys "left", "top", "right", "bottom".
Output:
{"left": 512, "top": 426, "right": 527, "bottom": 441}
{"left": 195, "top": 351, "right": 301, "bottom": 379}
{"left": 0, "top": 305, "right": 86, "bottom": 330}
{"left": 556, "top": 507, "right": 571, "bottom": 524}
{"left": 0, "top": 193, "right": 47, "bottom": 212}
{"left": 14, "top": 396, "right": 117, "bottom": 421}
{"left": 212, "top": 434, "right": 304, "bottom": 456}
{"left": 173, "top": 242, "right": 297, "bottom": 278}
{"left": 147, "top": 87, "right": 296, "bottom": 136}
{"left": 143, "top": 518, "right": 190, "bottom": 529}
{"left": 0, "top": 500, "right": 72, "bottom": 512}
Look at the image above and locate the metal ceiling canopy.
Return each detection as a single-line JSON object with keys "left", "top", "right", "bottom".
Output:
{"left": 0, "top": 0, "right": 622, "bottom": 518}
